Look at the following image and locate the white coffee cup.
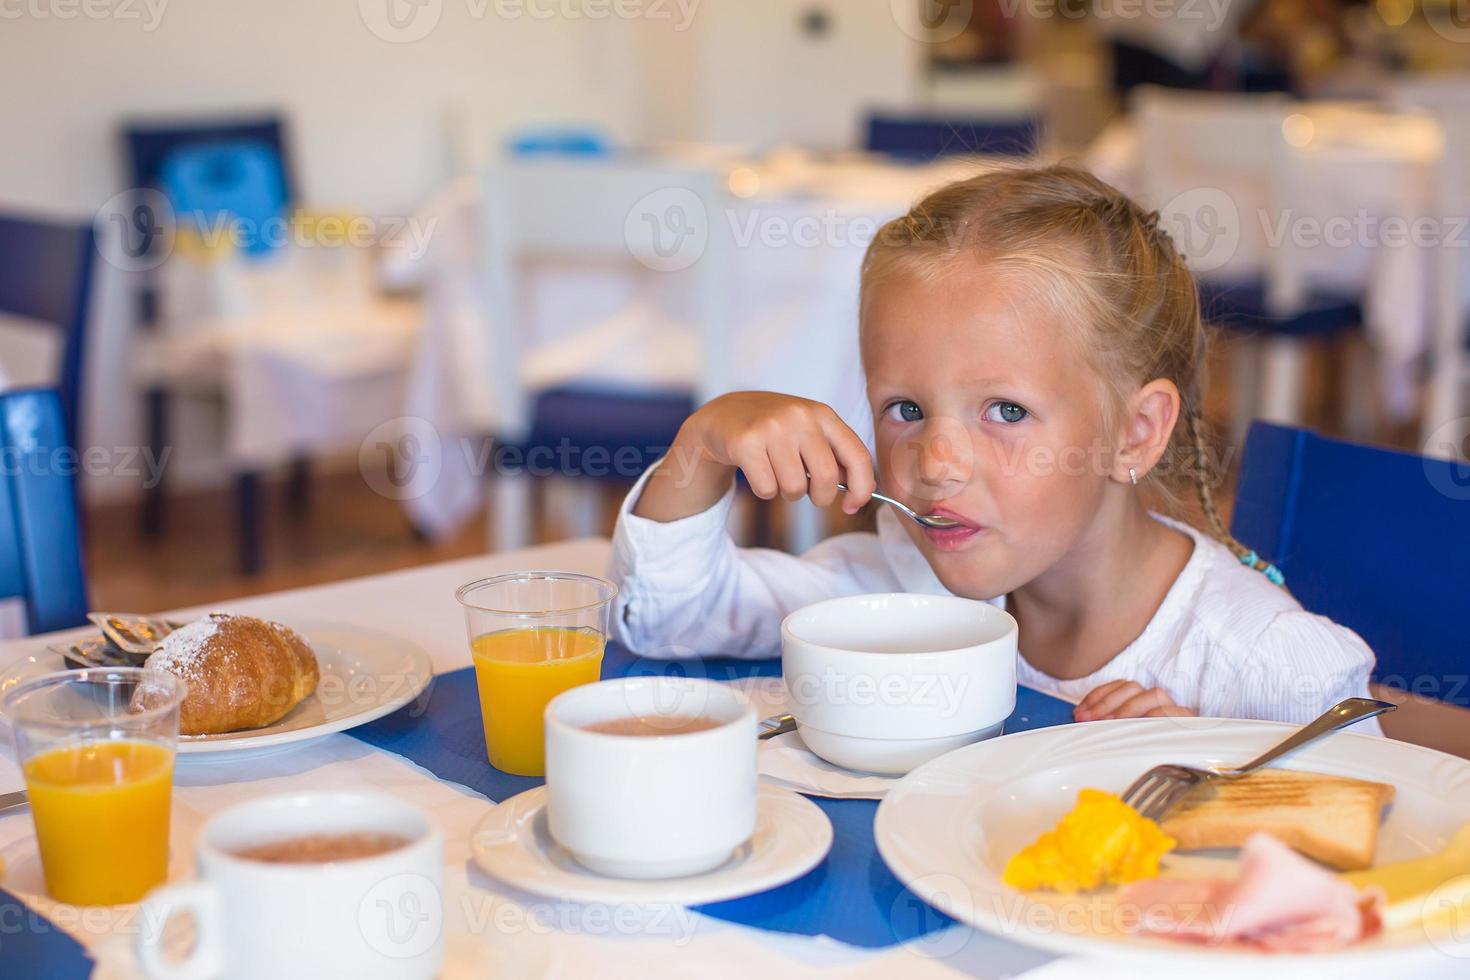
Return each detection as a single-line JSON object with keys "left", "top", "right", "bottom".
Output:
{"left": 782, "top": 593, "right": 1018, "bottom": 774}
{"left": 544, "top": 676, "right": 756, "bottom": 878}
{"left": 136, "top": 792, "right": 444, "bottom": 980}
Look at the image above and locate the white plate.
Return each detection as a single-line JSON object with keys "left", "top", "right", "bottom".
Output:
{"left": 0, "top": 622, "right": 432, "bottom": 756}
{"left": 470, "top": 784, "right": 833, "bottom": 906}
{"left": 874, "top": 717, "right": 1470, "bottom": 966}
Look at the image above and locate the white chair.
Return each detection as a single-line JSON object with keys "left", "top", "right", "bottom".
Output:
{"left": 1133, "top": 88, "right": 1361, "bottom": 437}
{"left": 1392, "top": 76, "right": 1470, "bottom": 459}
{"left": 478, "top": 158, "right": 731, "bottom": 551}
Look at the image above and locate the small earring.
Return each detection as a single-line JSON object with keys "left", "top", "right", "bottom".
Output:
{"left": 1128, "top": 467, "right": 1138, "bottom": 486}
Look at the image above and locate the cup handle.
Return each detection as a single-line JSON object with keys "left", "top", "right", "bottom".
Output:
{"left": 135, "top": 881, "right": 224, "bottom": 980}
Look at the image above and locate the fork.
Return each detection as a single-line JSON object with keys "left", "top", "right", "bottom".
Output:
{"left": 1121, "top": 696, "right": 1396, "bottom": 822}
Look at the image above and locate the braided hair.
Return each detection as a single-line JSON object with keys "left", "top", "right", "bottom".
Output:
{"left": 861, "top": 163, "right": 1282, "bottom": 584}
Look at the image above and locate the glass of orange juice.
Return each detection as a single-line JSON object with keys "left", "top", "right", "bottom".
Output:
{"left": 456, "top": 572, "right": 617, "bottom": 776}
{"left": 2, "top": 667, "right": 186, "bottom": 905}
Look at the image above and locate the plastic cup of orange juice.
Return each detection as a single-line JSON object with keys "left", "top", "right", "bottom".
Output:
{"left": 3, "top": 667, "right": 186, "bottom": 905}
{"left": 456, "top": 572, "right": 617, "bottom": 777}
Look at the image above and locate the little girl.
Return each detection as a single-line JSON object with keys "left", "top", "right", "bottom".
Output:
{"left": 607, "top": 165, "right": 1378, "bottom": 726}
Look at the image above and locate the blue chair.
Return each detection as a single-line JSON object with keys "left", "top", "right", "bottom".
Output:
{"left": 1200, "top": 281, "right": 1361, "bottom": 339}
{"left": 0, "top": 389, "right": 88, "bottom": 634}
{"left": 123, "top": 116, "right": 303, "bottom": 573}
{"left": 1231, "top": 422, "right": 1470, "bottom": 705}
{"left": 124, "top": 116, "right": 295, "bottom": 210}
{"left": 507, "top": 127, "right": 613, "bottom": 158}
{"left": 863, "top": 112, "right": 1039, "bottom": 161}
{"left": 519, "top": 385, "right": 693, "bottom": 479}
{"left": 0, "top": 213, "right": 97, "bottom": 449}
{"left": 159, "top": 140, "right": 289, "bottom": 257}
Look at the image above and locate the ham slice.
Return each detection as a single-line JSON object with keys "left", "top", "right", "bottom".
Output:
{"left": 1116, "top": 832, "right": 1382, "bottom": 952}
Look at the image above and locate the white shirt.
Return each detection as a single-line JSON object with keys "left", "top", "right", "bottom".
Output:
{"left": 609, "top": 463, "right": 1382, "bottom": 731}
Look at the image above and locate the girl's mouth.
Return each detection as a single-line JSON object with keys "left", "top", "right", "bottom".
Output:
{"left": 920, "top": 507, "right": 983, "bottom": 550}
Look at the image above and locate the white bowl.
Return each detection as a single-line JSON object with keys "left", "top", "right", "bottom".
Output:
{"left": 781, "top": 593, "right": 1018, "bottom": 775}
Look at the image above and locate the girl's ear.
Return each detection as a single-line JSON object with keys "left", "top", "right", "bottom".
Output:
{"left": 1115, "top": 379, "right": 1181, "bottom": 484}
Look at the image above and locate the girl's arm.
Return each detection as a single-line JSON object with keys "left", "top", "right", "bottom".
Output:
{"left": 609, "top": 462, "right": 894, "bottom": 659}
{"left": 611, "top": 392, "right": 883, "bottom": 659}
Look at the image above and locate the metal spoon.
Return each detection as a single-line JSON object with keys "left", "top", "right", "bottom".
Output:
{"left": 758, "top": 714, "right": 796, "bottom": 740}
{"left": 834, "top": 483, "right": 961, "bottom": 529}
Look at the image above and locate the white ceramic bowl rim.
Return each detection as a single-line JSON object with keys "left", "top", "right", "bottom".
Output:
{"left": 781, "top": 593, "right": 1016, "bottom": 656}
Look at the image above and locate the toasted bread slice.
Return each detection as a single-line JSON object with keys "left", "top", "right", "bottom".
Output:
{"left": 1160, "top": 768, "right": 1395, "bottom": 871}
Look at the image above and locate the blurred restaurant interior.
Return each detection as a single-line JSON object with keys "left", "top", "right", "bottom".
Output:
{"left": 3, "top": 5, "right": 1470, "bottom": 708}
{"left": 5, "top": 0, "right": 1470, "bottom": 973}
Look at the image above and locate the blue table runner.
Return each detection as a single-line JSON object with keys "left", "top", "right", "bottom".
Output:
{"left": 0, "top": 887, "right": 94, "bottom": 978}
{"left": 349, "top": 643, "right": 1076, "bottom": 949}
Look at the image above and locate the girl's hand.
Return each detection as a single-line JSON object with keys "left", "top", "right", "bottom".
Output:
{"left": 1074, "top": 680, "right": 1196, "bottom": 721}
{"left": 634, "top": 392, "right": 877, "bottom": 523}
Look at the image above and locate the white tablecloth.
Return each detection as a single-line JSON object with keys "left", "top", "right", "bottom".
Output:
{"left": 1085, "top": 107, "right": 1444, "bottom": 419}
{"left": 135, "top": 243, "right": 422, "bottom": 471}
{"left": 397, "top": 155, "right": 992, "bottom": 539}
{"left": 0, "top": 540, "right": 1454, "bottom": 978}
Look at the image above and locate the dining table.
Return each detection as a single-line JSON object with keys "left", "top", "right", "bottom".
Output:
{"left": 0, "top": 539, "right": 1455, "bottom": 979}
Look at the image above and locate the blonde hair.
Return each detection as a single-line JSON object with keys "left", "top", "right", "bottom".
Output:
{"left": 860, "top": 164, "right": 1268, "bottom": 574}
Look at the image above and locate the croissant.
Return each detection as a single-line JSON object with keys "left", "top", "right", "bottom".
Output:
{"left": 144, "top": 614, "right": 319, "bottom": 735}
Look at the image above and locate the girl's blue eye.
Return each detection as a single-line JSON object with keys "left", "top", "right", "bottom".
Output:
{"left": 984, "top": 402, "right": 1028, "bottom": 424}
{"left": 887, "top": 400, "right": 924, "bottom": 422}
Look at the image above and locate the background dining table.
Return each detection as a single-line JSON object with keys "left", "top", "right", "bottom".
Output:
{"left": 0, "top": 540, "right": 1457, "bottom": 979}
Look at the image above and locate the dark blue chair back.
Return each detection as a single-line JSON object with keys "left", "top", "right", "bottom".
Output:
{"left": 0, "top": 389, "right": 88, "bottom": 634}
{"left": 1231, "top": 422, "right": 1470, "bottom": 705}
{"left": 123, "top": 116, "right": 294, "bottom": 320}
{"left": 124, "top": 116, "right": 295, "bottom": 206}
{"left": 0, "top": 213, "right": 97, "bottom": 448}
{"left": 863, "top": 112, "right": 1038, "bottom": 161}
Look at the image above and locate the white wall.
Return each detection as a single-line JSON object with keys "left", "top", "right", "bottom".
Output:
{"left": 637, "top": 0, "right": 922, "bottom": 149}
{"left": 0, "top": 0, "right": 920, "bottom": 500}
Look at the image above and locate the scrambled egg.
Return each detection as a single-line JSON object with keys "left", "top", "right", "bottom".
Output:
{"left": 1002, "top": 788, "right": 1176, "bottom": 892}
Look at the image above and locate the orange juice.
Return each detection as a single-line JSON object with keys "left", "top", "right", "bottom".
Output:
{"left": 24, "top": 739, "right": 174, "bottom": 905}
{"left": 471, "top": 627, "right": 604, "bottom": 776}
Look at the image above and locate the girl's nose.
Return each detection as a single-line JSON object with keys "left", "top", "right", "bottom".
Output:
{"left": 900, "top": 423, "right": 973, "bottom": 494}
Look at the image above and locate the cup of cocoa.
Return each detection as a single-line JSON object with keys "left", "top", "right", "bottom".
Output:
{"left": 544, "top": 676, "right": 756, "bottom": 879}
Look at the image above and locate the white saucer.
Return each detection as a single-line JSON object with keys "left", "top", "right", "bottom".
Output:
{"left": 470, "top": 784, "right": 832, "bottom": 906}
